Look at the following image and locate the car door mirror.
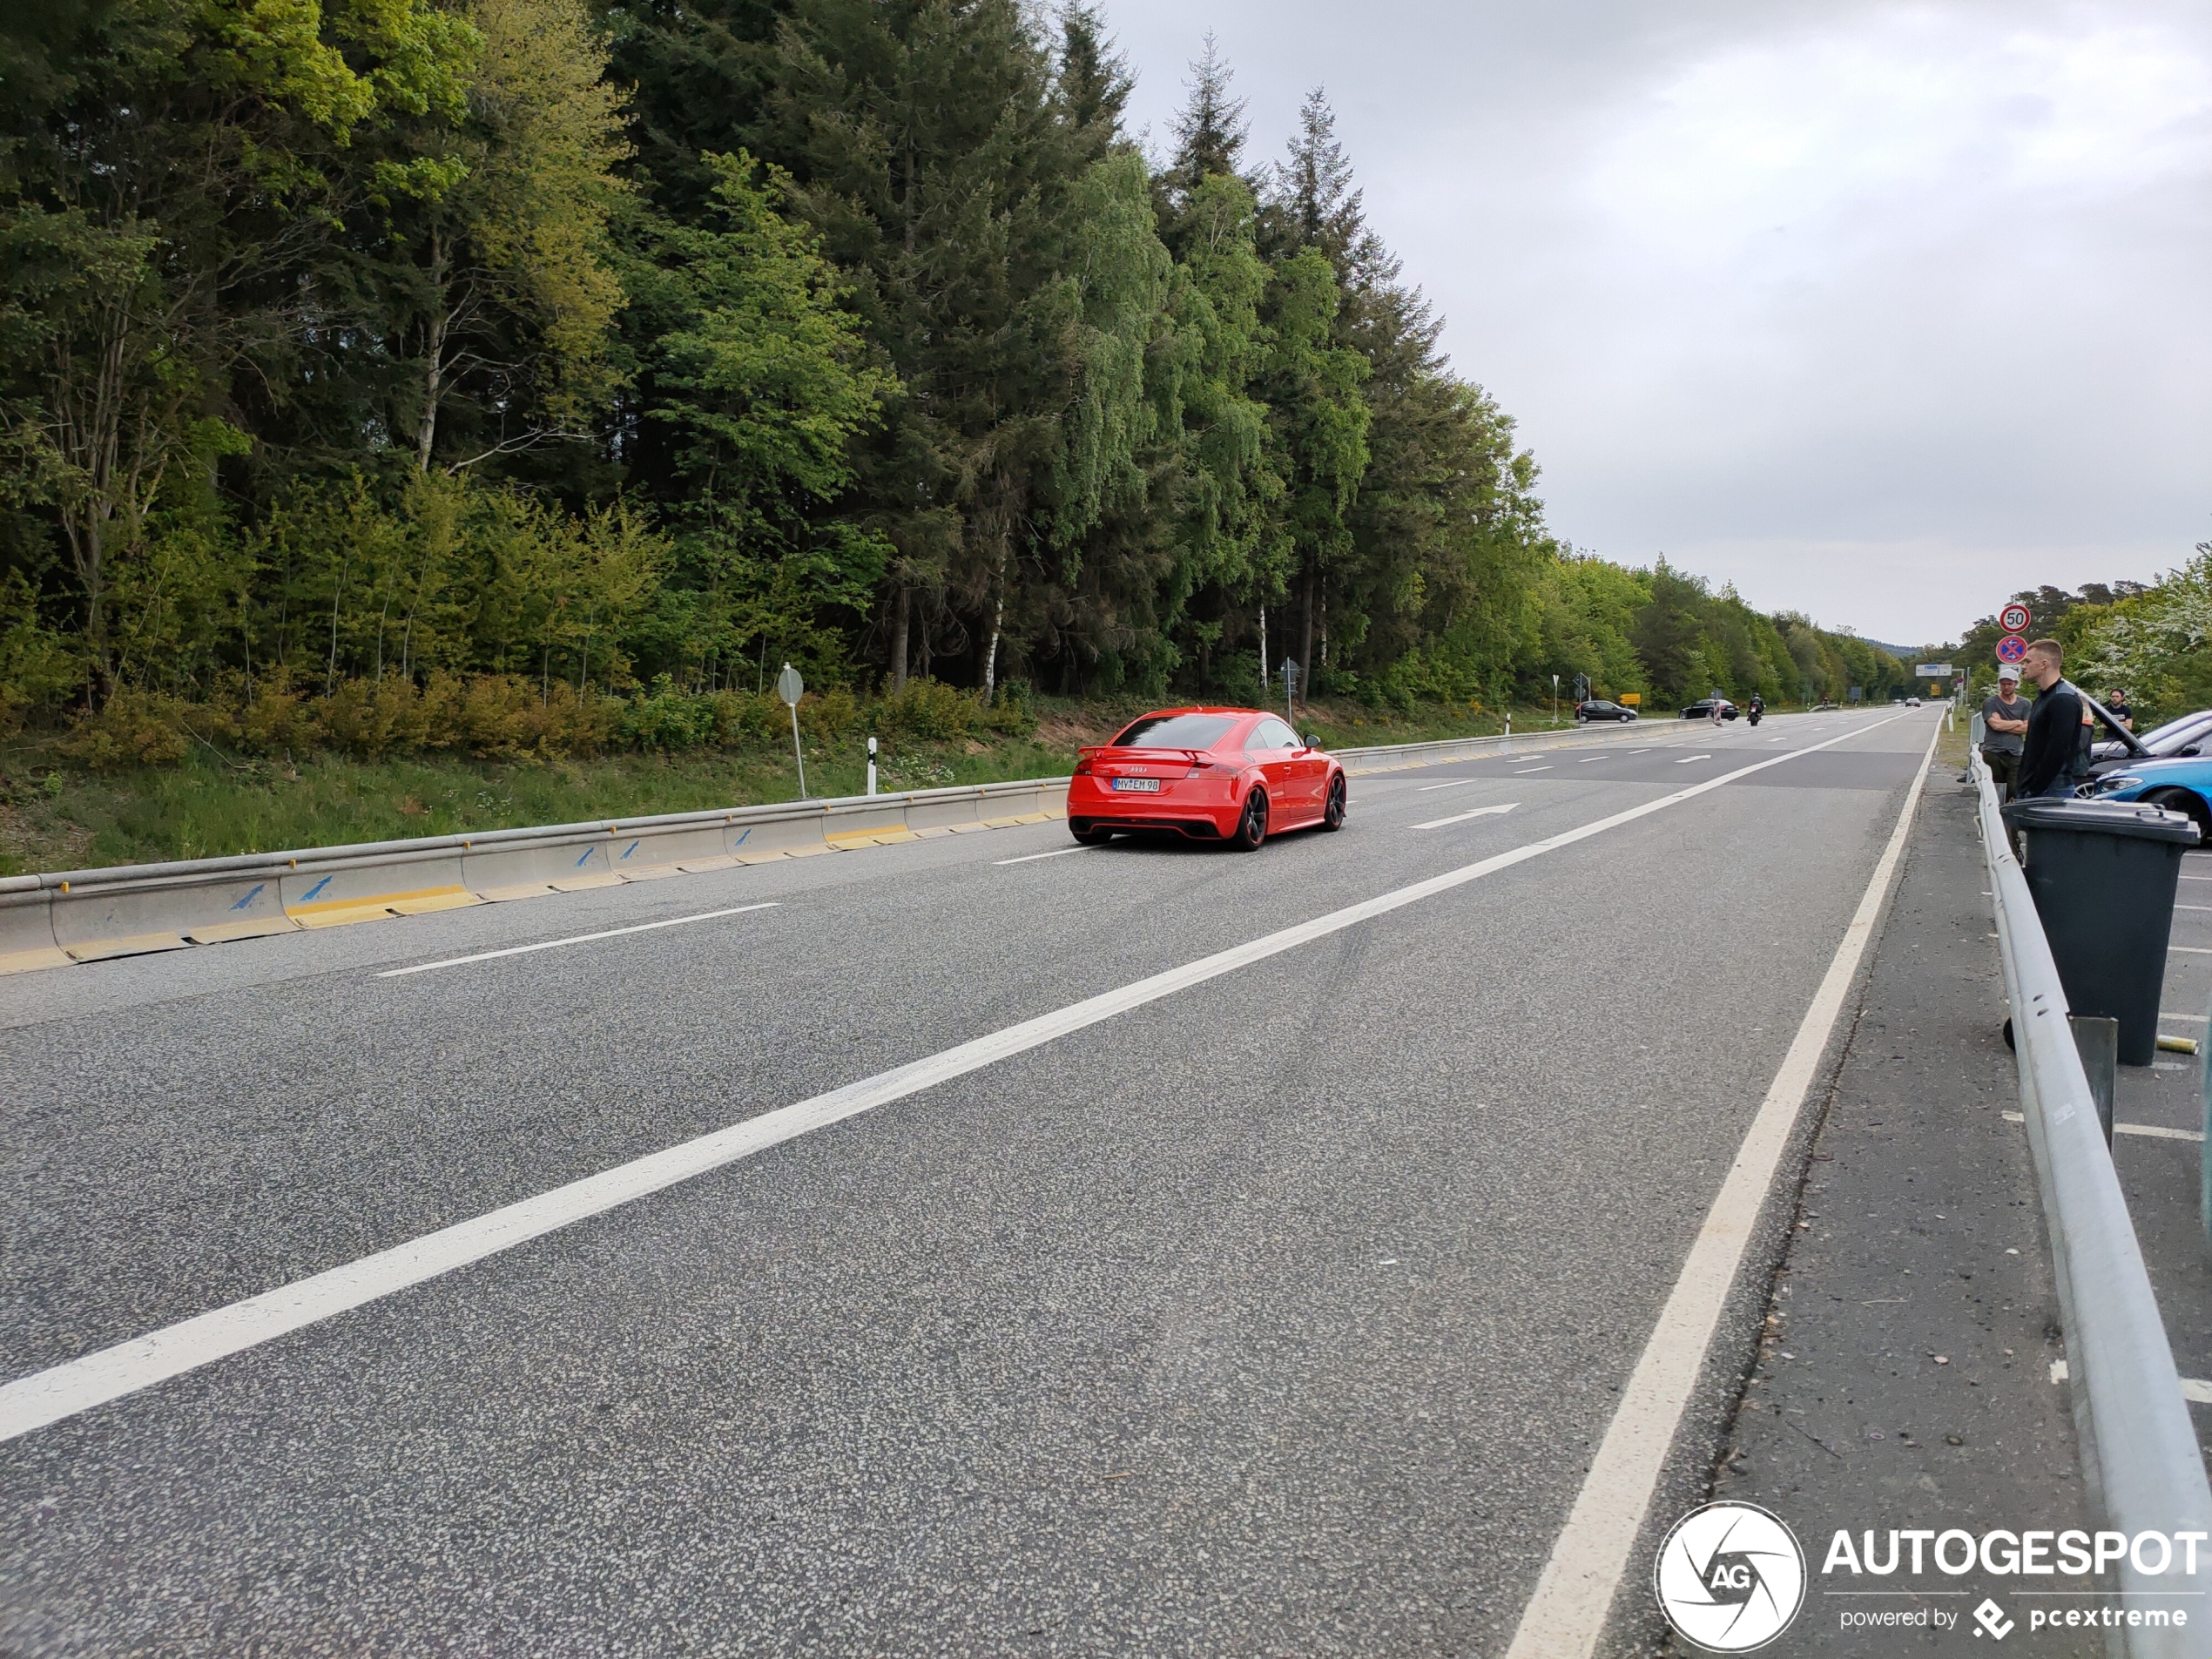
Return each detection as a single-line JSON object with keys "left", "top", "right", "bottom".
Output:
{"left": 2184, "top": 745, "right": 2202, "bottom": 758}
{"left": 1303, "top": 733, "right": 1320, "bottom": 750}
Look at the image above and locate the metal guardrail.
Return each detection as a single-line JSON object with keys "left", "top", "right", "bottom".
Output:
{"left": 1970, "top": 747, "right": 2212, "bottom": 1653}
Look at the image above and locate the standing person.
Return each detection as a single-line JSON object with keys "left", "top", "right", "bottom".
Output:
{"left": 1979, "top": 664, "right": 2030, "bottom": 799}
{"left": 2017, "top": 639, "right": 2088, "bottom": 799}
{"left": 2106, "top": 687, "right": 2134, "bottom": 732}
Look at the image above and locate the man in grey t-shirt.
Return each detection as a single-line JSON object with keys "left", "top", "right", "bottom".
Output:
{"left": 1981, "top": 664, "right": 2029, "bottom": 798}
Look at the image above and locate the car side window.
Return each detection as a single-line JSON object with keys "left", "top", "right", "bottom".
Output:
{"left": 1248, "top": 718, "right": 1294, "bottom": 751}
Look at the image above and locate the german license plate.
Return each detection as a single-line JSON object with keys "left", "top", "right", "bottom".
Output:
{"left": 1111, "top": 776, "right": 1161, "bottom": 792}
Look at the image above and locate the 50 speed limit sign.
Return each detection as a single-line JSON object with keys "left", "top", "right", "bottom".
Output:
{"left": 2000, "top": 603, "right": 2031, "bottom": 634}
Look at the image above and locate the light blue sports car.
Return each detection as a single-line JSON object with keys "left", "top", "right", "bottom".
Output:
{"left": 2089, "top": 752, "right": 2212, "bottom": 840}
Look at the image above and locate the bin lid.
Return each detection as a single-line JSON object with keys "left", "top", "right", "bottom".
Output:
{"left": 2000, "top": 797, "right": 2202, "bottom": 844}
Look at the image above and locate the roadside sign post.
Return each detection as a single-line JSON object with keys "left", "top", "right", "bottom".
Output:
{"left": 1282, "top": 658, "right": 1298, "bottom": 721}
{"left": 778, "top": 662, "right": 807, "bottom": 799}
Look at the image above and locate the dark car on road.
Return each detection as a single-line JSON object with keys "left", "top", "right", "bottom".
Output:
{"left": 1574, "top": 699, "right": 1638, "bottom": 723}
{"left": 1681, "top": 698, "right": 1738, "bottom": 720}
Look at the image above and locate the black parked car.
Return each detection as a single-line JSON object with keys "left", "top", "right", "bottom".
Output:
{"left": 1682, "top": 698, "right": 1739, "bottom": 720}
{"left": 1574, "top": 699, "right": 1639, "bottom": 723}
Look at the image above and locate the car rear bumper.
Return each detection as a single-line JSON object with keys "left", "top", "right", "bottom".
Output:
{"left": 1067, "top": 777, "right": 1241, "bottom": 838}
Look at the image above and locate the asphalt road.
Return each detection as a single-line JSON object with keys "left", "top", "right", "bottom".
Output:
{"left": 2, "top": 708, "right": 1939, "bottom": 1656}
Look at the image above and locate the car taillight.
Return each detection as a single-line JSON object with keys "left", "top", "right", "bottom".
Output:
{"left": 1074, "top": 755, "right": 1094, "bottom": 776}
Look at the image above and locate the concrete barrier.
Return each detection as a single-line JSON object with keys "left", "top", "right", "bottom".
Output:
{"left": 50, "top": 871, "right": 293, "bottom": 961}
{"left": 0, "top": 884, "right": 65, "bottom": 974}
{"left": 280, "top": 850, "right": 475, "bottom": 927}
{"left": 462, "top": 834, "right": 618, "bottom": 900}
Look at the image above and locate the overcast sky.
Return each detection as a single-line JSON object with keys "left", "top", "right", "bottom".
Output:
{"left": 1099, "top": 0, "right": 2211, "bottom": 648}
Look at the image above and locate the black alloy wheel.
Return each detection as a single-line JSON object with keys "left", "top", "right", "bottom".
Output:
{"left": 1231, "top": 790, "right": 1268, "bottom": 851}
{"left": 1320, "top": 775, "right": 1347, "bottom": 830}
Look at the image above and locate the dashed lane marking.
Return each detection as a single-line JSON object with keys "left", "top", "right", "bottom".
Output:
{"left": 0, "top": 711, "right": 1912, "bottom": 1447}
{"left": 1410, "top": 803, "right": 1521, "bottom": 831}
{"left": 994, "top": 846, "right": 1096, "bottom": 866}
{"left": 1676, "top": 755, "right": 1712, "bottom": 764}
{"left": 1417, "top": 779, "right": 1478, "bottom": 792}
{"left": 376, "top": 904, "right": 779, "bottom": 978}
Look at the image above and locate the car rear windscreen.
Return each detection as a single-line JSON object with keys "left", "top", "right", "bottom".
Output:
{"left": 1109, "top": 713, "right": 1238, "bottom": 750}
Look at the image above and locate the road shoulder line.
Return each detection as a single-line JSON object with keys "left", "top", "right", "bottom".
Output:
{"left": 1501, "top": 715, "right": 1944, "bottom": 1659}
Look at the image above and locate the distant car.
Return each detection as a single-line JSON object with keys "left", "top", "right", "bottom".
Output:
{"left": 1681, "top": 699, "right": 1738, "bottom": 720}
{"left": 1066, "top": 706, "right": 1346, "bottom": 850}
{"left": 2088, "top": 754, "right": 2212, "bottom": 840}
{"left": 1905, "top": 696, "right": 1921, "bottom": 707}
{"left": 2087, "top": 707, "right": 2212, "bottom": 778}
{"left": 1574, "top": 699, "right": 1638, "bottom": 723}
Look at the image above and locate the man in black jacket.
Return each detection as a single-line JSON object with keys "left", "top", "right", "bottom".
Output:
{"left": 2017, "top": 638, "right": 2088, "bottom": 799}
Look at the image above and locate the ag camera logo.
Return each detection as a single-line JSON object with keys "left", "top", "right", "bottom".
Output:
{"left": 1655, "top": 1501, "right": 1807, "bottom": 1652}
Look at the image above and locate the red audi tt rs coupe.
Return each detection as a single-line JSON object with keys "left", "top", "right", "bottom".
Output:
{"left": 1066, "top": 707, "right": 1347, "bottom": 850}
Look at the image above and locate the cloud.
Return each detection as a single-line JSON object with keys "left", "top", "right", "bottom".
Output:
{"left": 1102, "top": 0, "right": 2212, "bottom": 643}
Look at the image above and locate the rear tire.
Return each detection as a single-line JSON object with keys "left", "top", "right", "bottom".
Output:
{"left": 1320, "top": 775, "right": 1347, "bottom": 831}
{"left": 1231, "top": 790, "right": 1268, "bottom": 851}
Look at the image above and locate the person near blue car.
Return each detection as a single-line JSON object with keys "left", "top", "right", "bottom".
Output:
{"left": 2017, "top": 638, "right": 2090, "bottom": 799}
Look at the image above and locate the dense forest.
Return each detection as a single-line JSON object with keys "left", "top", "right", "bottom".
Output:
{"left": 0, "top": 0, "right": 1909, "bottom": 765}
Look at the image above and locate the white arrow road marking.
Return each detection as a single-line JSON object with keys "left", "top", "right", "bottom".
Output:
{"left": 1411, "top": 803, "right": 1521, "bottom": 830}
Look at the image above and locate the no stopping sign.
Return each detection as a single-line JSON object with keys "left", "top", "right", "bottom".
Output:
{"left": 1996, "top": 634, "right": 2028, "bottom": 664}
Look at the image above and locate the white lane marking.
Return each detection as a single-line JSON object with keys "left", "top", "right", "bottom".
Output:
{"left": 2174, "top": 947, "right": 2212, "bottom": 955}
{"left": 376, "top": 905, "right": 779, "bottom": 978}
{"left": 994, "top": 846, "right": 1096, "bottom": 866}
{"left": 1676, "top": 754, "right": 1712, "bottom": 764}
{"left": 1416, "top": 779, "right": 1478, "bottom": 792}
{"left": 1627, "top": 749, "right": 1652, "bottom": 756}
{"left": 1578, "top": 756, "right": 1610, "bottom": 764}
{"left": 2176, "top": 904, "right": 2212, "bottom": 913}
{"left": 0, "top": 713, "right": 1907, "bottom": 1446}
{"left": 2182, "top": 875, "right": 2212, "bottom": 883}
{"left": 2001, "top": 1110, "right": 2202, "bottom": 1142}
{"left": 2049, "top": 1360, "right": 2212, "bottom": 1404}
{"left": 2162, "top": 1011, "right": 2210, "bottom": 1022}
{"left": 1410, "top": 803, "right": 1521, "bottom": 831}
{"left": 1513, "top": 765, "right": 1553, "bottom": 774}
{"left": 1501, "top": 713, "right": 1939, "bottom": 1659}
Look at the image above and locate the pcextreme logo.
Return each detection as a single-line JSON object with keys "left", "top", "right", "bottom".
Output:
{"left": 1654, "top": 1502, "right": 1808, "bottom": 1652}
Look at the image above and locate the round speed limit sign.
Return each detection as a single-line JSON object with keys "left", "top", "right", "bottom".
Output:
{"left": 2000, "top": 603, "right": 2031, "bottom": 634}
